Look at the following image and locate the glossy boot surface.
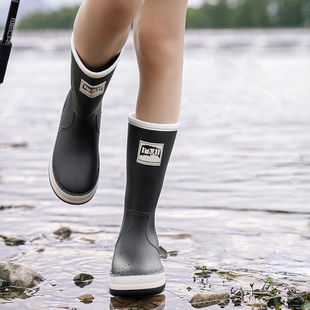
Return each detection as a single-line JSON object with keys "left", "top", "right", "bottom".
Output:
{"left": 110, "top": 113, "right": 178, "bottom": 296}
{"left": 49, "top": 36, "right": 121, "bottom": 204}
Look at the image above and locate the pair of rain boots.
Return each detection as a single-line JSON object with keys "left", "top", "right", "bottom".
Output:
{"left": 49, "top": 37, "right": 179, "bottom": 296}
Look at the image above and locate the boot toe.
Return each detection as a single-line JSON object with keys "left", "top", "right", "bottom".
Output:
{"left": 49, "top": 113, "right": 100, "bottom": 205}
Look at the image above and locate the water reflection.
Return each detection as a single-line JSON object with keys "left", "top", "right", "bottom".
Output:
{"left": 110, "top": 294, "right": 165, "bottom": 310}
{"left": 0, "top": 286, "right": 39, "bottom": 300}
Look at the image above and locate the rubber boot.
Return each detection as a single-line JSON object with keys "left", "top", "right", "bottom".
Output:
{"left": 49, "top": 35, "right": 122, "bottom": 204}
{"left": 110, "top": 112, "right": 179, "bottom": 296}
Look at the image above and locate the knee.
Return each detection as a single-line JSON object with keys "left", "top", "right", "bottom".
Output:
{"left": 104, "top": 0, "right": 143, "bottom": 19}
{"left": 134, "top": 24, "right": 182, "bottom": 70}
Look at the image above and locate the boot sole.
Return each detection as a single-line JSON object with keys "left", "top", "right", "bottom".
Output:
{"left": 109, "top": 271, "right": 165, "bottom": 297}
{"left": 48, "top": 152, "right": 98, "bottom": 205}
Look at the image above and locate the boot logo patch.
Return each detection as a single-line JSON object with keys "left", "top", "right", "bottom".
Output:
{"left": 137, "top": 140, "right": 164, "bottom": 166}
{"left": 79, "top": 79, "right": 106, "bottom": 99}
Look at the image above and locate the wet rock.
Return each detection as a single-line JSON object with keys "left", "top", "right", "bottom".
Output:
{"left": 287, "top": 294, "right": 305, "bottom": 307}
{"left": 0, "top": 262, "right": 45, "bottom": 288}
{"left": 80, "top": 237, "right": 95, "bottom": 244}
{"left": 158, "top": 246, "right": 178, "bottom": 259}
{"left": 168, "top": 250, "right": 178, "bottom": 257}
{"left": 73, "top": 273, "right": 94, "bottom": 288}
{"left": 53, "top": 227, "right": 72, "bottom": 239}
{"left": 110, "top": 294, "right": 165, "bottom": 310}
{"left": 189, "top": 292, "right": 230, "bottom": 308}
{"left": 30, "top": 233, "right": 46, "bottom": 243}
{"left": 0, "top": 142, "right": 27, "bottom": 148}
{"left": 78, "top": 292, "right": 94, "bottom": 304}
{"left": 159, "top": 246, "right": 168, "bottom": 259}
{"left": 194, "top": 269, "right": 212, "bottom": 278}
{"left": 230, "top": 288, "right": 244, "bottom": 306}
{"left": 253, "top": 289, "right": 273, "bottom": 298}
{"left": 0, "top": 235, "right": 26, "bottom": 246}
{"left": 266, "top": 296, "right": 282, "bottom": 307}
{"left": 0, "top": 204, "right": 35, "bottom": 211}
{"left": 34, "top": 247, "right": 45, "bottom": 253}
{"left": 304, "top": 291, "right": 310, "bottom": 302}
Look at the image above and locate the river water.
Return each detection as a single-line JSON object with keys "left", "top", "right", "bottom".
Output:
{"left": 0, "top": 29, "right": 310, "bottom": 309}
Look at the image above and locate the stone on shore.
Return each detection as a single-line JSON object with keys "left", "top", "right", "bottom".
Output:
{"left": 0, "top": 262, "right": 45, "bottom": 288}
{"left": 78, "top": 292, "right": 94, "bottom": 303}
{"left": 190, "top": 292, "right": 230, "bottom": 308}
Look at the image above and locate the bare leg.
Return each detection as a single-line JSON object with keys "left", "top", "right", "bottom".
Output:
{"left": 133, "top": 0, "right": 188, "bottom": 124}
{"left": 73, "top": 0, "right": 145, "bottom": 71}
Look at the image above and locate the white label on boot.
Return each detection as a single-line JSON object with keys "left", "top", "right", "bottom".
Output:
{"left": 79, "top": 79, "right": 106, "bottom": 99}
{"left": 137, "top": 140, "right": 164, "bottom": 166}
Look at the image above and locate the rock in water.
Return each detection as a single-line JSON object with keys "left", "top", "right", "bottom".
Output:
{"left": 78, "top": 293, "right": 94, "bottom": 303}
{"left": 190, "top": 292, "right": 230, "bottom": 308}
{"left": 73, "top": 273, "right": 94, "bottom": 288}
{"left": 0, "top": 262, "right": 45, "bottom": 288}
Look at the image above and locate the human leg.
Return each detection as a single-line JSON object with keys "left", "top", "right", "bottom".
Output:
{"left": 73, "top": 0, "right": 144, "bottom": 71}
{"left": 133, "top": 0, "right": 188, "bottom": 124}
{"left": 110, "top": 0, "right": 188, "bottom": 296}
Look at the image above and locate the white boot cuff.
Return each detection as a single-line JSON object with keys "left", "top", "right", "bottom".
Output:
{"left": 71, "top": 33, "right": 123, "bottom": 79}
{"left": 128, "top": 112, "right": 179, "bottom": 132}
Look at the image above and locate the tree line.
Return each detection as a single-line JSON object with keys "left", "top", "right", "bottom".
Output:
{"left": 186, "top": 0, "right": 310, "bottom": 28}
{"left": 17, "top": 0, "right": 310, "bottom": 29}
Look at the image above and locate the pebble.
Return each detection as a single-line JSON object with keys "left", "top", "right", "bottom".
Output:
{"left": 189, "top": 292, "right": 230, "bottom": 308}
{"left": 78, "top": 292, "right": 94, "bottom": 303}
{"left": 0, "top": 204, "right": 35, "bottom": 211}
{"left": 287, "top": 295, "right": 305, "bottom": 307}
{"left": 73, "top": 273, "right": 94, "bottom": 288}
{"left": 159, "top": 246, "right": 168, "bottom": 259}
{"left": 53, "top": 227, "right": 72, "bottom": 239}
{"left": 158, "top": 246, "right": 178, "bottom": 259}
{"left": 30, "top": 233, "right": 46, "bottom": 243}
{"left": 0, "top": 262, "right": 45, "bottom": 288}
{"left": 304, "top": 291, "right": 310, "bottom": 301}
{"left": 266, "top": 296, "right": 282, "bottom": 307}
{"left": 0, "top": 235, "right": 26, "bottom": 246}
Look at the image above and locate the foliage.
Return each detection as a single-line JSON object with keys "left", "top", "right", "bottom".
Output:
{"left": 186, "top": 0, "right": 310, "bottom": 28}
{"left": 16, "top": 0, "right": 310, "bottom": 29}
{"left": 18, "top": 6, "right": 79, "bottom": 29}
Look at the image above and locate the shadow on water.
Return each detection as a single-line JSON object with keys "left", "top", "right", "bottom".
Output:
{"left": 110, "top": 294, "right": 165, "bottom": 310}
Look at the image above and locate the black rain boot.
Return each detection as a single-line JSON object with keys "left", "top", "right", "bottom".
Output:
{"left": 110, "top": 112, "right": 179, "bottom": 296}
{"left": 49, "top": 35, "right": 122, "bottom": 204}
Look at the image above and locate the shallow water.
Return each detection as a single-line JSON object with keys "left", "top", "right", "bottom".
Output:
{"left": 0, "top": 29, "right": 310, "bottom": 309}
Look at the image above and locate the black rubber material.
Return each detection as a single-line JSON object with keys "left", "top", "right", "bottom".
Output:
{"left": 110, "top": 284, "right": 166, "bottom": 297}
{"left": 50, "top": 53, "right": 115, "bottom": 204}
{"left": 110, "top": 121, "right": 177, "bottom": 294}
{"left": 0, "top": 41, "right": 12, "bottom": 84}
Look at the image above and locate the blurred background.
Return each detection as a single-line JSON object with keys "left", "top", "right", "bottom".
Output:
{"left": 1, "top": 0, "right": 310, "bottom": 29}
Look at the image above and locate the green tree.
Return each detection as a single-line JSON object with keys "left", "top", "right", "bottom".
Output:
{"left": 275, "top": 0, "right": 304, "bottom": 26}
{"left": 18, "top": 7, "right": 79, "bottom": 29}
{"left": 186, "top": 0, "right": 232, "bottom": 28}
{"left": 231, "top": 0, "right": 271, "bottom": 27}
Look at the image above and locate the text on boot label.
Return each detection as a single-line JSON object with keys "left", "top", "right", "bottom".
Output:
{"left": 137, "top": 141, "right": 164, "bottom": 166}
{"left": 79, "top": 79, "right": 106, "bottom": 99}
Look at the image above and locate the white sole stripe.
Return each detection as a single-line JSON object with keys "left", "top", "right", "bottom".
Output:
{"left": 48, "top": 151, "right": 98, "bottom": 205}
{"left": 109, "top": 272, "right": 166, "bottom": 291}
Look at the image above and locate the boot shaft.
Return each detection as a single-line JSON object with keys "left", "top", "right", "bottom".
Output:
{"left": 70, "top": 35, "right": 122, "bottom": 119}
{"left": 125, "top": 113, "right": 179, "bottom": 215}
